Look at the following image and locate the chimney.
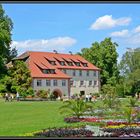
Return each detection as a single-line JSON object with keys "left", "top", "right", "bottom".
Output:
{"left": 53, "top": 50, "right": 58, "bottom": 54}
{"left": 69, "top": 51, "right": 72, "bottom": 55}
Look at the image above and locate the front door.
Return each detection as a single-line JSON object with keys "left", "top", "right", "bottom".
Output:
{"left": 80, "top": 91, "right": 85, "bottom": 96}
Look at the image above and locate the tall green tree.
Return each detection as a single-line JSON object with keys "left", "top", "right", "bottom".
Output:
{"left": 0, "top": 4, "right": 17, "bottom": 77}
{"left": 7, "top": 60, "right": 33, "bottom": 97}
{"left": 119, "top": 48, "right": 140, "bottom": 95}
{"left": 78, "top": 38, "right": 119, "bottom": 86}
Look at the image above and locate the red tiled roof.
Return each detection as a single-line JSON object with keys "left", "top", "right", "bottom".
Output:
{"left": 17, "top": 51, "right": 100, "bottom": 78}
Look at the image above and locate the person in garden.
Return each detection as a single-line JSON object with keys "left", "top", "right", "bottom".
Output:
{"left": 5, "top": 93, "right": 9, "bottom": 102}
{"left": 89, "top": 93, "right": 92, "bottom": 102}
{"left": 10, "top": 94, "right": 14, "bottom": 101}
{"left": 16, "top": 92, "right": 20, "bottom": 101}
{"left": 85, "top": 94, "right": 89, "bottom": 102}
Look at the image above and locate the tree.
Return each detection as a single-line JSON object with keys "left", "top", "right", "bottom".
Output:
{"left": 8, "top": 60, "right": 33, "bottom": 97}
{"left": 101, "top": 84, "right": 120, "bottom": 109}
{"left": 78, "top": 38, "right": 119, "bottom": 86}
{"left": 0, "top": 4, "right": 17, "bottom": 77}
{"left": 119, "top": 48, "right": 140, "bottom": 95}
{"left": 59, "top": 99, "right": 93, "bottom": 118}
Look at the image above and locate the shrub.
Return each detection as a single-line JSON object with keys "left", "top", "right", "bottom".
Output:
{"left": 27, "top": 87, "right": 34, "bottom": 97}
{"left": 128, "top": 97, "right": 138, "bottom": 107}
{"left": 36, "top": 90, "right": 48, "bottom": 99}
{"left": 0, "top": 84, "right": 7, "bottom": 93}
{"left": 59, "top": 99, "right": 93, "bottom": 119}
{"left": 49, "top": 93, "right": 56, "bottom": 100}
{"left": 123, "top": 107, "right": 136, "bottom": 124}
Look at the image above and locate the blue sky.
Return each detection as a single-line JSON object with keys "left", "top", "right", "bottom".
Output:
{"left": 3, "top": 4, "right": 140, "bottom": 62}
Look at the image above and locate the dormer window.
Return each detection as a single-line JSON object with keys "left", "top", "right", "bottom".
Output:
{"left": 44, "top": 57, "right": 56, "bottom": 65}
{"left": 83, "top": 63, "right": 88, "bottom": 67}
{"left": 42, "top": 69, "right": 55, "bottom": 74}
{"left": 50, "top": 61, "right": 56, "bottom": 65}
{"left": 75, "top": 62, "right": 80, "bottom": 66}
{"left": 42, "top": 69, "right": 50, "bottom": 74}
{"left": 60, "top": 61, "right": 65, "bottom": 66}
{"left": 50, "top": 69, "right": 55, "bottom": 74}
{"left": 68, "top": 62, "right": 73, "bottom": 66}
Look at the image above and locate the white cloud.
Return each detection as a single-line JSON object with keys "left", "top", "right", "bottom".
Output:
{"left": 10, "top": 36, "right": 77, "bottom": 54}
{"left": 126, "top": 33, "right": 140, "bottom": 45}
{"left": 110, "top": 29, "right": 129, "bottom": 37}
{"left": 90, "top": 15, "right": 131, "bottom": 30}
{"left": 133, "top": 25, "right": 140, "bottom": 33}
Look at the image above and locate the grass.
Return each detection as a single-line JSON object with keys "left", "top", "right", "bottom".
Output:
{"left": 0, "top": 97, "right": 140, "bottom": 136}
{"left": 0, "top": 99, "right": 70, "bottom": 136}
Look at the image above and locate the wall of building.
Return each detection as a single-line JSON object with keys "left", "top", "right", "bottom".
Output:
{"left": 32, "top": 79, "right": 69, "bottom": 97}
{"left": 32, "top": 69, "right": 100, "bottom": 98}
{"left": 61, "top": 69, "right": 100, "bottom": 96}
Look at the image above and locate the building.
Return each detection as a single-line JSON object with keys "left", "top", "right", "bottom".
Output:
{"left": 13, "top": 51, "right": 101, "bottom": 98}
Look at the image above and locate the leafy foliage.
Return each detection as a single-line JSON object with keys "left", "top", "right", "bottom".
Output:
{"left": 4, "top": 60, "right": 33, "bottom": 97}
{"left": 36, "top": 90, "right": 49, "bottom": 99}
{"left": 59, "top": 99, "right": 93, "bottom": 118}
{"left": 123, "top": 107, "right": 136, "bottom": 124}
{"left": 128, "top": 97, "right": 138, "bottom": 107}
{"left": 0, "top": 4, "right": 17, "bottom": 77}
{"left": 78, "top": 38, "right": 119, "bottom": 86}
{"left": 119, "top": 48, "right": 140, "bottom": 95}
{"left": 101, "top": 84, "right": 120, "bottom": 109}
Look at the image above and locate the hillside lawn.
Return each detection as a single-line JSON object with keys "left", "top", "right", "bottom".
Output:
{"left": 0, "top": 97, "right": 139, "bottom": 136}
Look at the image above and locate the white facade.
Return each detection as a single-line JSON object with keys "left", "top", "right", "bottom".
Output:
{"left": 32, "top": 69, "right": 100, "bottom": 98}
{"left": 64, "top": 69, "right": 100, "bottom": 96}
{"left": 32, "top": 79, "right": 69, "bottom": 97}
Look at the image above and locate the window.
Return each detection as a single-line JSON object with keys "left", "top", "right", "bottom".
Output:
{"left": 75, "top": 62, "right": 80, "bottom": 66}
{"left": 43, "top": 69, "right": 55, "bottom": 74}
{"left": 87, "top": 71, "right": 89, "bottom": 76}
{"left": 94, "top": 71, "right": 97, "bottom": 76}
{"left": 50, "top": 61, "right": 56, "bottom": 65}
{"left": 46, "top": 80, "right": 51, "bottom": 86}
{"left": 60, "top": 61, "right": 65, "bottom": 66}
{"left": 43, "top": 69, "right": 49, "bottom": 74}
{"left": 62, "top": 69, "right": 66, "bottom": 74}
{"left": 68, "top": 62, "right": 73, "bottom": 66}
{"left": 73, "top": 70, "right": 76, "bottom": 76}
{"left": 80, "top": 81, "right": 84, "bottom": 86}
{"left": 89, "top": 81, "right": 92, "bottom": 86}
{"left": 62, "top": 80, "right": 66, "bottom": 86}
{"left": 37, "top": 80, "right": 42, "bottom": 87}
{"left": 70, "top": 80, "right": 73, "bottom": 86}
{"left": 94, "top": 81, "right": 97, "bottom": 86}
{"left": 83, "top": 63, "right": 88, "bottom": 67}
{"left": 53, "top": 80, "right": 58, "bottom": 86}
{"left": 50, "top": 69, "right": 55, "bottom": 74}
{"left": 79, "top": 70, "right": 82, "bottom": 76}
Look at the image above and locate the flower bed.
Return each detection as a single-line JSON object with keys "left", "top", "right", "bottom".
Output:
{"left": 64, "top": 117, "right": 103, "bottom": 123}
{"left": 102, "top": 127, "right": 140, "bottom": 137}
{"left": 64, "top": 117, "right": 82, "bottom": 123}
{"left": 33, "top": 127, "right": 93, "bottom": 137}
{"left": 106, "top": 121, "right": 140, "bottom": 126}
{"left": 81, "top": 117, "right": 103, "bottom": 122}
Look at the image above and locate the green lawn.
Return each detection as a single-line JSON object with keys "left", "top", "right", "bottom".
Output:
{"left": 0, "top": 99, "right": 70, "bottom": 136}
{"left": 0, "top": 97, "right": 139, "bottom": 136}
